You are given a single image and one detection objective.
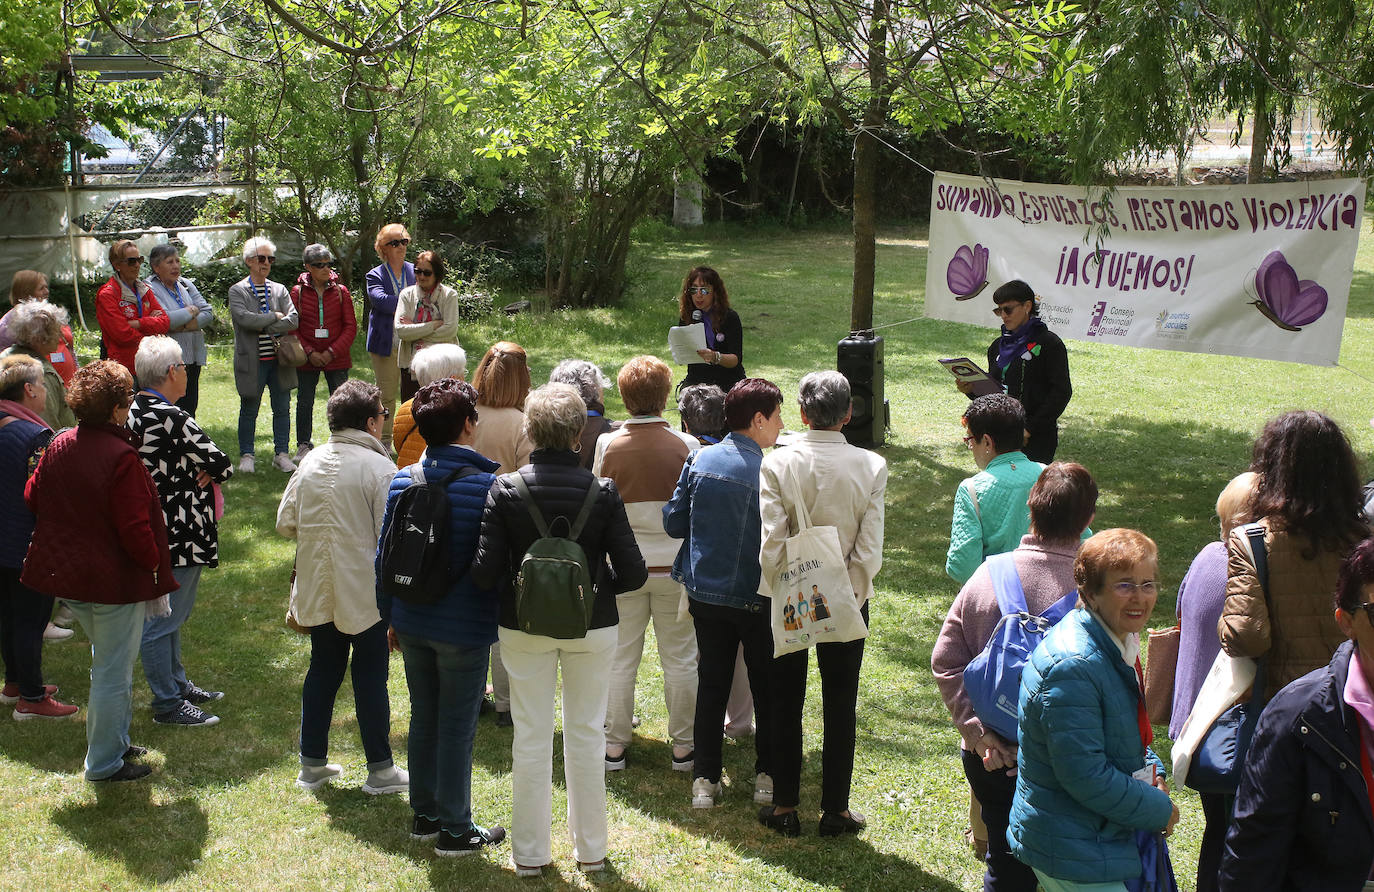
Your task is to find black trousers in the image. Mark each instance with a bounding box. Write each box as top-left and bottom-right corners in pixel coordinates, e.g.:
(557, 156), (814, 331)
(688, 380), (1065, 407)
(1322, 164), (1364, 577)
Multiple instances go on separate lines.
(962, 747), (1038, 892)
(771, 602), (868, 813)
(175, 363), (202, 417)
(1196, 791), (1231, 892)
(689, 599), (774, 783)
(1023, 427), (1058, 464)
(0, 566), (54, 699)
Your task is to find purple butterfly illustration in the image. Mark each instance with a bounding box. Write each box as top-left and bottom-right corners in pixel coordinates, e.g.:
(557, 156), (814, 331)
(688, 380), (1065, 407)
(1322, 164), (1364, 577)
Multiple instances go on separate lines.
(1250, 250), (1328, 332)
(948, 244), (989, 300)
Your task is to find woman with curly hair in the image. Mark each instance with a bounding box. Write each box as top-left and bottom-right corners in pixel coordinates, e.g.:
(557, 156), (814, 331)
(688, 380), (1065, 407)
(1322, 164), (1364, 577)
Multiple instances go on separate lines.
(675, 266), (745, 393)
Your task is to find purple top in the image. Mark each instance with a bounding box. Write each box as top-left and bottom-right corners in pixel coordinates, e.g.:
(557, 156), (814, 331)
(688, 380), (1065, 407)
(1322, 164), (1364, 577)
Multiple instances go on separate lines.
(1169, 540), (1228, 739)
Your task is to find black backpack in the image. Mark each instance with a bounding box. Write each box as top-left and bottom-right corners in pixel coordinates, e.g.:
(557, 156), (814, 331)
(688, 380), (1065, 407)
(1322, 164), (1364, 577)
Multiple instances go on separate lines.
(509, 473), (601, 639)
(379, 462), (482, 606)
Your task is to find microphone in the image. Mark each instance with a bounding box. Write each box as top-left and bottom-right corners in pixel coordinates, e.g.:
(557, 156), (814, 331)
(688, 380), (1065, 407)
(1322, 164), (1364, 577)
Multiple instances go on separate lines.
(692, 309), (702, 323)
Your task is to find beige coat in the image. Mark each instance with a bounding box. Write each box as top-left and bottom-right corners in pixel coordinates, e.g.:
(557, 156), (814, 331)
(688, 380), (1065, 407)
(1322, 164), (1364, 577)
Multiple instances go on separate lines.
(393, 282), (461, 369)
(759, 429), (888, 604)
(277, 428), (396, 635)
(472, 405), (532, 474)
(1219, 516), (1350, 692)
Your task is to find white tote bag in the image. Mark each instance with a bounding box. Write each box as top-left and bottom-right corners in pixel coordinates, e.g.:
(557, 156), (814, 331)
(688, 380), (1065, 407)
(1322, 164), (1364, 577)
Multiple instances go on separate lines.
(768, 472), (869, 657)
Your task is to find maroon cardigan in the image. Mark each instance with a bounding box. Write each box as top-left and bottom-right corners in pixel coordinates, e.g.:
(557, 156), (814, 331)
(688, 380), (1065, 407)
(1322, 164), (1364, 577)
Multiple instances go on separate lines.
(23, 423), (176, 603)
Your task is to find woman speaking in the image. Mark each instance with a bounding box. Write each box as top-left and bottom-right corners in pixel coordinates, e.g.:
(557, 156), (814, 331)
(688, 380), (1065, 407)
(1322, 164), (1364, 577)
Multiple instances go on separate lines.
(962, 280), (1071, 463)
(676, 267), (745, 393)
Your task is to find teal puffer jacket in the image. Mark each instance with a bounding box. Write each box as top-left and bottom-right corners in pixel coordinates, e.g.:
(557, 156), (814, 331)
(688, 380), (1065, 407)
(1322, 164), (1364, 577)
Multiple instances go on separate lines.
(1009, 608), (1173, 883)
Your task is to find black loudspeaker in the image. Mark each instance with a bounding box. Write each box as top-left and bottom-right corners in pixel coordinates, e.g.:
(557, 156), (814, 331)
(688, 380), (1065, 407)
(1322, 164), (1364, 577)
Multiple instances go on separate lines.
(838, 331), (886, 448)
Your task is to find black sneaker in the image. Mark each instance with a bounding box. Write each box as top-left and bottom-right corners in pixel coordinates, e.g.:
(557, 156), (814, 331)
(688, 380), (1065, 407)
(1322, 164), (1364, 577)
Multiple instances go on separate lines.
(93, 762), (152, 783)
(153, 701), (220, 726)
(180, 682), (224, 705)
(494, 710), (513, 728)
(411, 815), (441, 841)
(435, 824), (506, 857)
(124, 744), (149, 760)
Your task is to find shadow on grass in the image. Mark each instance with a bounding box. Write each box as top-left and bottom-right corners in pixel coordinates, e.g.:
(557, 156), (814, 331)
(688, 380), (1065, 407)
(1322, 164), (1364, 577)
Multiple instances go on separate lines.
(53, 789), (208, 883)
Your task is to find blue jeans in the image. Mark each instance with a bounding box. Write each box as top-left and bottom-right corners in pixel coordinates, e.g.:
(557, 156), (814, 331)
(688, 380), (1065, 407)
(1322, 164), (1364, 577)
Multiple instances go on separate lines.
(238, 359), (291, 456)
(140, 565), (202, 715)
(300, 621), (392, 768)
(295, 368), (348, 449)
(398, 632), (488, 831)
(65, 600), (144, 780)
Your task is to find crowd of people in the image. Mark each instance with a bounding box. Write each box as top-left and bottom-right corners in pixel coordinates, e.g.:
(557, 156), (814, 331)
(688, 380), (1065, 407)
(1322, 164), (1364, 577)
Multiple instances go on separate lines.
(2, 234), (1372, 889)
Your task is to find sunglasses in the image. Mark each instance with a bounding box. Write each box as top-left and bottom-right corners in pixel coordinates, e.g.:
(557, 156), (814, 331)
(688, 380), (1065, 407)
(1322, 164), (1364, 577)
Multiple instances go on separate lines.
(1354, 602), (1374, 624)
(254, 255), (276, 264)
(385, 238), (411, 248)
(376, 407), (391, 419)
(415, 268), (435, 277)
(121, 255), (145, 266)
(962, 435), (977, 447)
(307, 262), (332, 270)
(992, 302), (1027, 316)
(690, 286), (713, 295)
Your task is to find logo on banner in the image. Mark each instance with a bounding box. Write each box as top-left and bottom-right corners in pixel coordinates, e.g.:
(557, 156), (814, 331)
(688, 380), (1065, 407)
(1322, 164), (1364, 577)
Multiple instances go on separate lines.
(1248, 250), (1329, 332)
(1155, 310), (1192, 340)
(947, 243), (990, 299)
(1086, 301), (1135, 338)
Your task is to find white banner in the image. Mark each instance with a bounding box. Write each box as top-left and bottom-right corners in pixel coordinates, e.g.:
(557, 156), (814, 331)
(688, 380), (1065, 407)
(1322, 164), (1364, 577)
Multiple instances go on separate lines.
(925, 172), (1364, 366)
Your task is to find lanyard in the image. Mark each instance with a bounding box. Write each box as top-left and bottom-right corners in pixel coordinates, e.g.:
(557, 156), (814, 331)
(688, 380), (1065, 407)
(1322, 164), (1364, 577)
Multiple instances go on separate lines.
(141, 388), (170, 404)
(153, 278), (186, 309)
(385, 264), (406, 296)
(317, 285), (327, 328)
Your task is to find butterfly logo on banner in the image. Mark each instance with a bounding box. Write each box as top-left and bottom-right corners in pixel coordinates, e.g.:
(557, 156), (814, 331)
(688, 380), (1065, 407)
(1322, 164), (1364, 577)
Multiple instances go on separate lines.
(1248, 249), (1328, 332)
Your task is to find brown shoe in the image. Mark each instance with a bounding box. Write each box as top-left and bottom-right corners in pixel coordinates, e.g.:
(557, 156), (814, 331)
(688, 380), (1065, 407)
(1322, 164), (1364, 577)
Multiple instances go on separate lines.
(13, 695), (79, 720)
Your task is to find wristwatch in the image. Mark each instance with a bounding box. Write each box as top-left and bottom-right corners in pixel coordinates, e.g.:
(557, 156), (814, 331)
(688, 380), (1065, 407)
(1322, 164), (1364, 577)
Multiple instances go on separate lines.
(714, 351), (721, 365)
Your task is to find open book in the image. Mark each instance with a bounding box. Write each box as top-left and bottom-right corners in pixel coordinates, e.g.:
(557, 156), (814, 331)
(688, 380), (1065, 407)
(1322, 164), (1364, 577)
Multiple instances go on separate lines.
(939, 357), (1003, 397)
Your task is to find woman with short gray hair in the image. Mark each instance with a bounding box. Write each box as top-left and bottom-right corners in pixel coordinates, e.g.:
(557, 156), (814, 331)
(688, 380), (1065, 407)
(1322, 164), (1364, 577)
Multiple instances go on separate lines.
(392, 343), (467, 468)
(678, 384), (726, 445)
(1, 300), (75, 429)
(549, 360), (618, 469)
(147, 244), (214, 416)
(127, 336), (234, 726)
(472, 383), (647, 876)
(228, 236), (299, 474)
(289, 243), (357, 463)
(757, 370), (888, 837)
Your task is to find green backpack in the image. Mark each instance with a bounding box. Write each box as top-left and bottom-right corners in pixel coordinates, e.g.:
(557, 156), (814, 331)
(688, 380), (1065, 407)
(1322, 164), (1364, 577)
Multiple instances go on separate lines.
(509, 473), (601, 639)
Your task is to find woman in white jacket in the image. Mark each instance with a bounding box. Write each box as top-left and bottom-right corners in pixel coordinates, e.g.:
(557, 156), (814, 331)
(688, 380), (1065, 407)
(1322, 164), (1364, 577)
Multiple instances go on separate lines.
(277, 379), (405, 795)
(394, 250), (461, 402)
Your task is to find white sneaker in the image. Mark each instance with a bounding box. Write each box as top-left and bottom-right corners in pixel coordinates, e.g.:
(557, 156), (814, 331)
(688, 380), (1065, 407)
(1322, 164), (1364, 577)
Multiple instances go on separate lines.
(52, 603), (75, 627)
(239, 453), (255, 474)
(294, 443), (312, 463)
(362, 764), (409, 795)
(754, 772), (774, 804)
(297, 762), (341, 790)
(692, 776), (722, 809)
(43, 622), (74, 641)
(272, 452), (298, 473)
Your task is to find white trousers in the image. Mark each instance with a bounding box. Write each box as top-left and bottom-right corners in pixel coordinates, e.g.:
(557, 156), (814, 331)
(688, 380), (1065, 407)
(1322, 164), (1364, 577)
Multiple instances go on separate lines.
(499, 625), (617, 867)
(605, 577), (699, 748)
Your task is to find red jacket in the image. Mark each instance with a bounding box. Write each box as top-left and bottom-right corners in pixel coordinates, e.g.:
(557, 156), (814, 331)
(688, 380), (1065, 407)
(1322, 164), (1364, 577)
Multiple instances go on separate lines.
(291, 272), (356, 371)
(22, 423), (175, 604)
(96, 275), (170, 372)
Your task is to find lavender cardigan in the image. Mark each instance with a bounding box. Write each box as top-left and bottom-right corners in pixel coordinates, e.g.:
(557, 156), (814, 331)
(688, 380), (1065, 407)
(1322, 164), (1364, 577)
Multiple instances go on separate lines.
(1169, 540), (1228, 739)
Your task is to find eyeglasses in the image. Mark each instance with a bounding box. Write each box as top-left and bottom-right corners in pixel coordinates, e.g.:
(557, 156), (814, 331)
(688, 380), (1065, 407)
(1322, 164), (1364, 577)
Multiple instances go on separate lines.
(1354, 602), (1374, 624)
(415, 268), (435, 277)
(385, 238), (411, 248)
(170, 362), (187, 371)
(690, 286), (713, 295)
(375, 407), (390, 419)
(962, 435), (977, 447)
(1111, 580), (1158, 597)
(307, 262), (332, 270)
(121, 255), (145, 267)
(254, 255), (275, 264)
(992, 302), (1026, 316)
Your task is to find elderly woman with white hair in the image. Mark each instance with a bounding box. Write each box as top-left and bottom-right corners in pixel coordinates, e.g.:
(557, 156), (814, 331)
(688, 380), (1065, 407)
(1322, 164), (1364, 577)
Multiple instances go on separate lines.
(147, 244), (214, 416)
(228, 236), (300, 474)
(1, 300), (75, 430)
(757, 370), (888, 838)
(290, 243), (357, 461)
(472, 383), (647, 878)
(548, 359), (619, 470)
(392, 343), (467, 468)
(128, 336), (234, 726)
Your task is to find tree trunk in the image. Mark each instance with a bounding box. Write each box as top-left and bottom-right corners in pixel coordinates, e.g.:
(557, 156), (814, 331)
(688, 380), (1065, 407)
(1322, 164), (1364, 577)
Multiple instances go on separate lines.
(1248, 29), (1271, 184)
(673, 169), (703, 227)
(851, 0), (889, 333)
(349, 132), (377, 311)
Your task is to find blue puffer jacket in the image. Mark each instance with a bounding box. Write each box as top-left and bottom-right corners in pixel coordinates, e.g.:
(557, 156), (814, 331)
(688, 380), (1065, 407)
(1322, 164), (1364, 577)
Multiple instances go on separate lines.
(376, 444), (500, 648)
(1220, 640), (1374, 891)
(1009, 608), (1174, 882)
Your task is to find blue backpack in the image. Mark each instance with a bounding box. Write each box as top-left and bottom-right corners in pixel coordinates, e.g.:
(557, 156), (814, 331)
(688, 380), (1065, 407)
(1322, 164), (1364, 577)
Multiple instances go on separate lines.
(963, 553), (1079, 742)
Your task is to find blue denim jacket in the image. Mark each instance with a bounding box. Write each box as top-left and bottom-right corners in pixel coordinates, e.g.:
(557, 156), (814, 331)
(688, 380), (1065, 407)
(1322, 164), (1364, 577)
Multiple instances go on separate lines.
(662, 432), (765, 609)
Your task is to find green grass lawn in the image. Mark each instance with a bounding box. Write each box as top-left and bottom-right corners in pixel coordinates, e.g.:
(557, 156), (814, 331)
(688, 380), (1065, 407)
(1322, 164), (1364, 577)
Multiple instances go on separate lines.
(7, 221), (1374, 890)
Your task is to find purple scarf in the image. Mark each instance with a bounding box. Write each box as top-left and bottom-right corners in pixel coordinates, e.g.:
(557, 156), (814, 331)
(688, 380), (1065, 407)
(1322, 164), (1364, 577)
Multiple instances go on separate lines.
(995, 316), (1047, 370)
(0, 399), (49, 429)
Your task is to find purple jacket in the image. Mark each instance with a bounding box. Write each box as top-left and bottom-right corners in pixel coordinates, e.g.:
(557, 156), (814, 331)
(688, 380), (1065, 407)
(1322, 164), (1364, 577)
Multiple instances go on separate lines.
(1169, 540), (1228, 739)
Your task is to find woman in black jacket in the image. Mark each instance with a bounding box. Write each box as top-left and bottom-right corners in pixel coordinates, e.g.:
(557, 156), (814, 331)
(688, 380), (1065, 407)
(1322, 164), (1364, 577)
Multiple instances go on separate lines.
(472, 383), (646, 879)
(676, 266), (745, 394)
(964, 280), (1071, 463)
